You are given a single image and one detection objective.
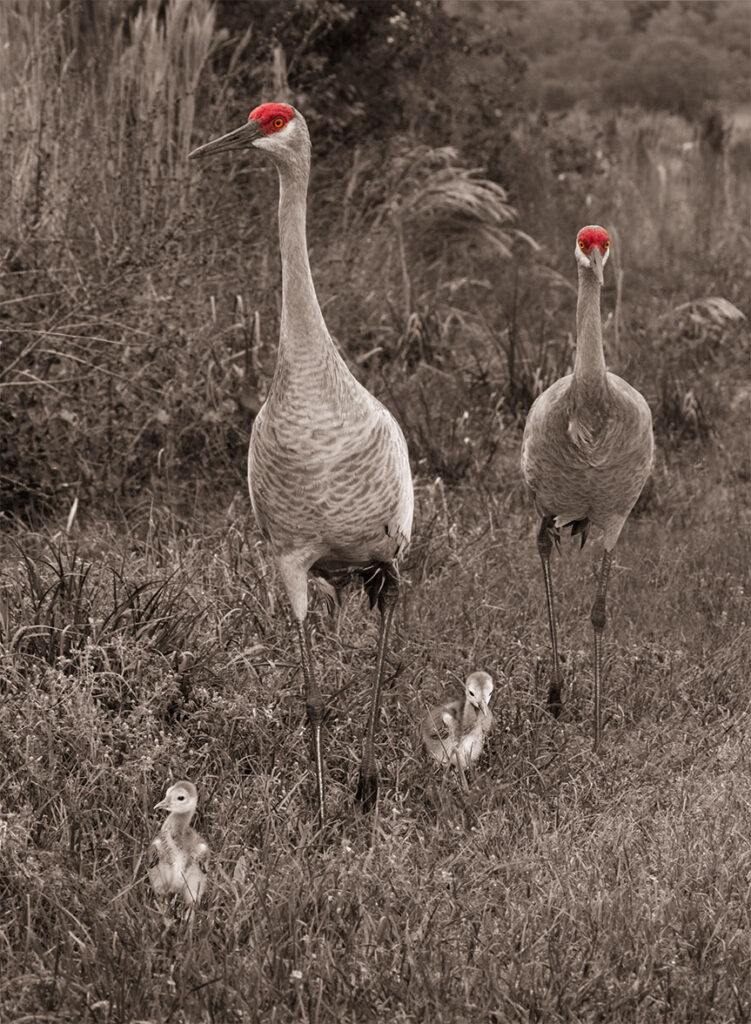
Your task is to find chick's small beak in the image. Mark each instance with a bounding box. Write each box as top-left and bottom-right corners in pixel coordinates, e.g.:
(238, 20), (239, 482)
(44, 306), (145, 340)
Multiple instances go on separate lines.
(189, 119), (262, 159)
(154, 797), (169, 810)
(589, 245), (605, 286)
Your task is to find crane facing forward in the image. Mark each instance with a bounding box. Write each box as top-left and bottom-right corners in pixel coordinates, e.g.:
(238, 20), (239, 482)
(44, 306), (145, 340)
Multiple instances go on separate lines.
(190, 104), (413, 822)
(521, 225), (653, 748)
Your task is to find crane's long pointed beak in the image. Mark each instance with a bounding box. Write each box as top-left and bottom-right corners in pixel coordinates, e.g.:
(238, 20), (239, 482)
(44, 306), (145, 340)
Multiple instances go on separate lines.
(589, 246), (605, 286)
(189, 120), (262, 159)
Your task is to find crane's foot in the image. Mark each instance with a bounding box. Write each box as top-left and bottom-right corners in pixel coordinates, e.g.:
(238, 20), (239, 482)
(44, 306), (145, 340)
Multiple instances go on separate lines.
(355, 769), (378, 812)
(547, 684), (563, 718)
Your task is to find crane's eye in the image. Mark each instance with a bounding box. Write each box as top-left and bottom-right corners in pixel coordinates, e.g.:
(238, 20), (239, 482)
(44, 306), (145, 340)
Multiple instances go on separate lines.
(272, 117), (285, 130)
(579, 240), (586, 249)
(604, 240), (610, 249)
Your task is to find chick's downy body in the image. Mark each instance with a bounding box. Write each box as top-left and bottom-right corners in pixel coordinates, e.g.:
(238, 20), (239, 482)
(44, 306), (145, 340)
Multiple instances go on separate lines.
(149, 781), (208, 906)
(422, 672), (494, 779)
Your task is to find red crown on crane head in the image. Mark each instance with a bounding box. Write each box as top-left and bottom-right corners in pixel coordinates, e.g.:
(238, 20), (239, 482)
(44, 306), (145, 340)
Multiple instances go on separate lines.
(248, 103), (295, 135)
(577, 226), (610, 253)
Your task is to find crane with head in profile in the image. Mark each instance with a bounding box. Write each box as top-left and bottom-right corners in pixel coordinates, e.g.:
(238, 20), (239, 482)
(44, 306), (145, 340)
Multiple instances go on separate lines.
(521, 225), (654, 748)
(189, 104), (413, 824)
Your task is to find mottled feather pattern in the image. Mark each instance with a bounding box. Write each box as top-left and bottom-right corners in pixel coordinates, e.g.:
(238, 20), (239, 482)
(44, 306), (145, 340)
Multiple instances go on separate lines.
(190, 106), (413, 821)
(522, 371), (653, 542)
(250, 360), (412, 569)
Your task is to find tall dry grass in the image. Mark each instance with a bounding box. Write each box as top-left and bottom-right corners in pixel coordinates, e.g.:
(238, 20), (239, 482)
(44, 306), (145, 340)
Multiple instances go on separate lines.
(0, 0), (244, 513)
(0, 0), (223, 250)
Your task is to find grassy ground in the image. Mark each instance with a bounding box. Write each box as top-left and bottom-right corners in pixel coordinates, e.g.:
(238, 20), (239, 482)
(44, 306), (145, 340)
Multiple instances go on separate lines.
(2, 414), (750, 1021)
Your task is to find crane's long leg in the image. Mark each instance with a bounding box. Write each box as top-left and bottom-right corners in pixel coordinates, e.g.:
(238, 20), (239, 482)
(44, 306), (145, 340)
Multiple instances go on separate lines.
(295, 618), (326, 822)
(279, 555), (326, 824)
(356, 568), (399, 811)
(591, 549), (613, 750)
(537, 516), (563, 717)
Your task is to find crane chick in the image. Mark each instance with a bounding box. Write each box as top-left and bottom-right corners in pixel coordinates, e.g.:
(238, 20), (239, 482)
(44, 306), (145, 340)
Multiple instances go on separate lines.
(422, 671), (494, 787)
(149, 780), (208, 907)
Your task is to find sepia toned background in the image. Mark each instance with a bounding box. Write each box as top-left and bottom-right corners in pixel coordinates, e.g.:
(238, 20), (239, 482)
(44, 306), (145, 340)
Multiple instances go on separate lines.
(1, 1), (749, 1019)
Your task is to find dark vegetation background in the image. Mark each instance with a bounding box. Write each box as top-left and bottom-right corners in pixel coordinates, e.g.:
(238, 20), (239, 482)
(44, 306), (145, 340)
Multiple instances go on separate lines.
(1, 1), (750, 1021)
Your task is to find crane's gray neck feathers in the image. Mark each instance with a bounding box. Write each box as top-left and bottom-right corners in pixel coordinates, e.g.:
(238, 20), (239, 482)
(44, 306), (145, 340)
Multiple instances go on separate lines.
(573, 265), (607, 383)
(274, 144), (345, 384)
(569, 264), (610, 443)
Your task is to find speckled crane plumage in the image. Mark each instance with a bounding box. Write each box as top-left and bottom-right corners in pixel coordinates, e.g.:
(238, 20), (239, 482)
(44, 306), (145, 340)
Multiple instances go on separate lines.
(190, 103), (413, 822)
(249, 125), (412, 583)
(250, 338), (412, 584)
(521, 225), (653, 746)
(522, 370), (652, 548)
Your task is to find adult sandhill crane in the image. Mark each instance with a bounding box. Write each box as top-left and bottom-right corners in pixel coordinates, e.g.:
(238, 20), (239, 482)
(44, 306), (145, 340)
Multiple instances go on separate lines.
(149, 780), (208, 906)
(521, 225), (653, 748)
(190, 104), (413, 823)
(422, 671), (494, 787)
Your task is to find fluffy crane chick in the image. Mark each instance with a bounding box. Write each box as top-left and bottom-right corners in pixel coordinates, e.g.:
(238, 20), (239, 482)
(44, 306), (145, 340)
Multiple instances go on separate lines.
(422, 672), (494, 786)
(149, 780), (208, 907)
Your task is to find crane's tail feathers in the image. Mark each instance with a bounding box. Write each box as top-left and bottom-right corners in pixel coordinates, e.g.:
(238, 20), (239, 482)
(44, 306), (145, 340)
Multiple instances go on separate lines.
(311, 562), (399, 614)
(552, 515), (590, 550)
(362, 561), (399, 612)
(569, 518), (590, 549)
(310, 574), (341, 615)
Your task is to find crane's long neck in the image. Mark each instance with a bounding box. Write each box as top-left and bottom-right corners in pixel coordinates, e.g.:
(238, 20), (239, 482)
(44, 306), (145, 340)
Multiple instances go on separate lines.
(568, 263), (611, 442)
(274, 153), (342, 378)
(573, 266), (607, 385)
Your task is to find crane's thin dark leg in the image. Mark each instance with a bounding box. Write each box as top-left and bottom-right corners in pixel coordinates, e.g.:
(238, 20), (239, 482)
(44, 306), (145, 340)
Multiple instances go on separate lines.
(591, 549), (613, 751)
(295, 618), (326, 824)
(538, 516), (563, 716)
(356, 570), (399, 811)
